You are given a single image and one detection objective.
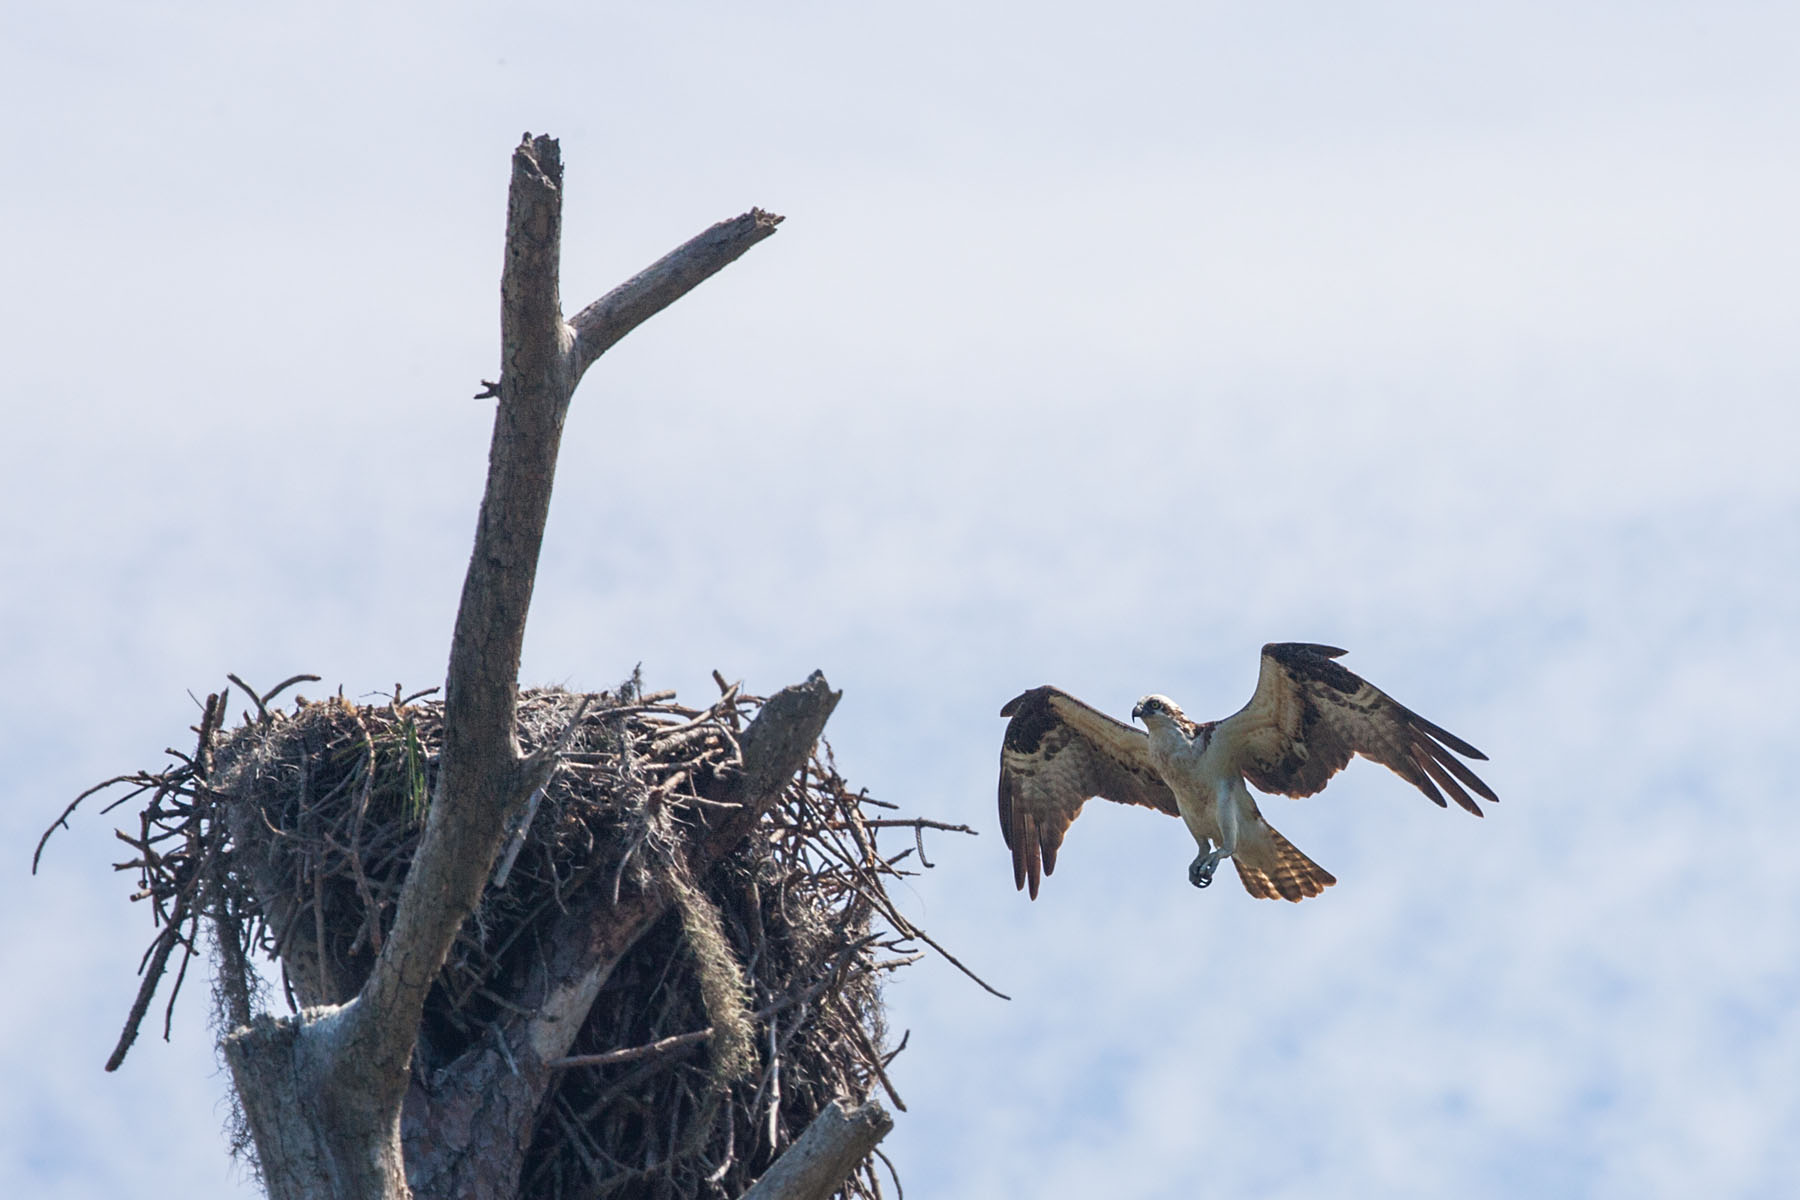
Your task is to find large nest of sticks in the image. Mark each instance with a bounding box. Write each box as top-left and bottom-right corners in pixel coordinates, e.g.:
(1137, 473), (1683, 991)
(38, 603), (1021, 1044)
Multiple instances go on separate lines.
(46, 672), (976, 1199)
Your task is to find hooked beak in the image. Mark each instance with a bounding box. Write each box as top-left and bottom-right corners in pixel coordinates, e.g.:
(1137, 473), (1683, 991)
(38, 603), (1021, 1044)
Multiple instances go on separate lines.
(1130, 701), (1145, 723)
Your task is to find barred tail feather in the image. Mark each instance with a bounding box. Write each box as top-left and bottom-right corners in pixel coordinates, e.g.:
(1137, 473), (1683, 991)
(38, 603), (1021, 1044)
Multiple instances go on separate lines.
(1233, 817), (1337, 903)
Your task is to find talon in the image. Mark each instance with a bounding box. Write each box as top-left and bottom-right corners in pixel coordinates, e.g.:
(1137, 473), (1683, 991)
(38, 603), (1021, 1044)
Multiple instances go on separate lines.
(1188, 851), (1220, 890)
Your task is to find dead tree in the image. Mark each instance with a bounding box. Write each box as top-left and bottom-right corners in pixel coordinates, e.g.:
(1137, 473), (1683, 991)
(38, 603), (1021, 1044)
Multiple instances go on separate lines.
(36, 134), (975, 1200)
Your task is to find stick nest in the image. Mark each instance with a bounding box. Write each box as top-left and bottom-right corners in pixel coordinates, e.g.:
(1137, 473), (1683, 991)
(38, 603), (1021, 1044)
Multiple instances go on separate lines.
(44, 671), (975, 1199)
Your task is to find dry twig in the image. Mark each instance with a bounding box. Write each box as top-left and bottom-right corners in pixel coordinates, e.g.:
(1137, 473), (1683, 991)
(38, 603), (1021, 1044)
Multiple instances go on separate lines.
(43, 670), (980, 1199)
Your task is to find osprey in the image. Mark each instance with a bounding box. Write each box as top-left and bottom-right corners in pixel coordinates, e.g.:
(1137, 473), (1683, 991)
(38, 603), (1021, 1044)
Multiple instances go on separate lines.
(997, 643), (1496, 902)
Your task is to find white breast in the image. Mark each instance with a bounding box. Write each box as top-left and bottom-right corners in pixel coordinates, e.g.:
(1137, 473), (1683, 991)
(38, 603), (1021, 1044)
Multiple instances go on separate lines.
(1144, 721), (1225, 846)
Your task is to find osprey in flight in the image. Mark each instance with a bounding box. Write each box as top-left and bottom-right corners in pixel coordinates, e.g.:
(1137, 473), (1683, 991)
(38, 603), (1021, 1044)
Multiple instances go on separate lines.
(997, 643), (1496, 902)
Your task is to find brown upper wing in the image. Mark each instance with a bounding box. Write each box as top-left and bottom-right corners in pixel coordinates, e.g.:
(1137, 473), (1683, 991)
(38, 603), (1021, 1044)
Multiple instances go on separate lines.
(997, 686), (1179, 899)
(1216, 643), (1498, 815)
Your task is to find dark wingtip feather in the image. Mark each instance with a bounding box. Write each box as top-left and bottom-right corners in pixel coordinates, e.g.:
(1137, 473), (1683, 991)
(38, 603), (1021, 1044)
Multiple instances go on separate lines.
(996, 774), (1015, 850)
(1402, 706), (1488, 762)
(1411, 742), (1489, 816)
(1405, 718), (1499, 803)
(999, 774), (1028, 891)
(1406, 751), (1451, 809)
(1013, 817), (1030, 892)
(1394, 705), (1498, 803)
(1434, 743), (1499, 804)
(1263, 641), (1349, 660)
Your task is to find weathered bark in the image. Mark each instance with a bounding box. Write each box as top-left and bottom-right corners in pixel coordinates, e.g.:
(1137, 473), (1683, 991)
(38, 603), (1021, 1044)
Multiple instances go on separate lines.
(739, 1101), (895, 1200)
(222, 134), (787, 1200)
(401, 674), (840, 1198)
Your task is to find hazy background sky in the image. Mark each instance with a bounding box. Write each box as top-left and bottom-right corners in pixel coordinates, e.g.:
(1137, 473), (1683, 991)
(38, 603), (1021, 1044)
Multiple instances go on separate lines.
(5, 3), (1798, 1197)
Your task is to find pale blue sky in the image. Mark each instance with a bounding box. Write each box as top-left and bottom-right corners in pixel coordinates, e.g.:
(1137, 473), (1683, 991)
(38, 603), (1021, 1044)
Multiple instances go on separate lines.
(5, 4), (1798, 1197)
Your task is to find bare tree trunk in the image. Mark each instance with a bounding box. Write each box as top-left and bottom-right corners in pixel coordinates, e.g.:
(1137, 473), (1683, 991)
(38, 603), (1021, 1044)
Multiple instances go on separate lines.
(221, 134), (797, 1200)
(399, 673), (840, 1198)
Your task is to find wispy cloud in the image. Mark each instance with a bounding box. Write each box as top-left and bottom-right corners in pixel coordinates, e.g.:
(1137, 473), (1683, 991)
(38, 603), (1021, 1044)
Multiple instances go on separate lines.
(5, 4), (1797, 1197)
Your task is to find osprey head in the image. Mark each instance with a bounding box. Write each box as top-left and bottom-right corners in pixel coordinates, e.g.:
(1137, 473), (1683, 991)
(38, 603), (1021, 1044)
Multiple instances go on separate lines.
(1131, 694), (1182, 725)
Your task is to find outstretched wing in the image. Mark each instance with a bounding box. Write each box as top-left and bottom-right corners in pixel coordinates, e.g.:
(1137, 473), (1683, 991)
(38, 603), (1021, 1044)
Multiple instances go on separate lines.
(997, 686), (1179, 898)
(1217, 643), (1498, 815)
